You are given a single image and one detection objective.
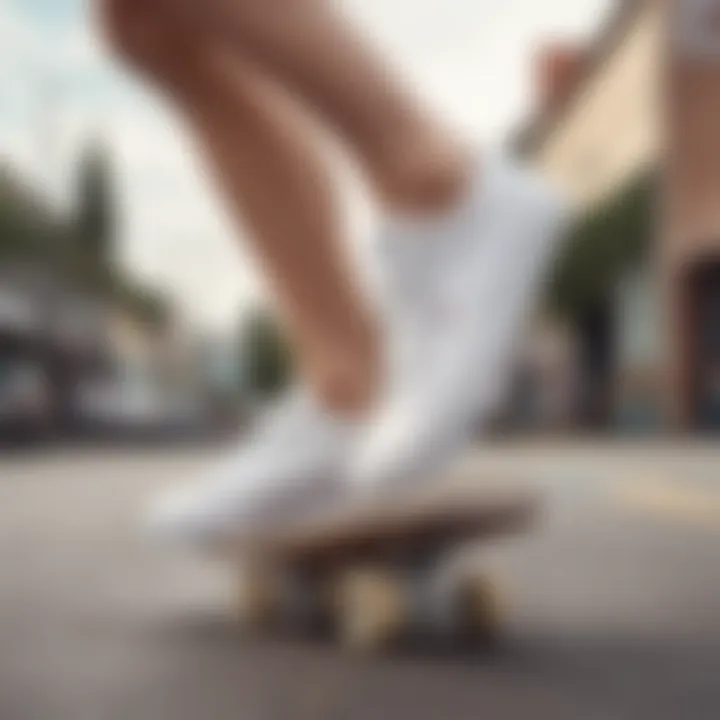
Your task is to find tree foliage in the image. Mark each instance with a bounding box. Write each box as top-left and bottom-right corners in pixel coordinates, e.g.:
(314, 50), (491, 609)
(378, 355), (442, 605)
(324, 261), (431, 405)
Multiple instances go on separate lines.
(241, 308), (294, 398)
(548, 168), (658, 319)
(74, 141), (115, 268)
(0, 178), (53, 261)
(0, 152), (168, 328)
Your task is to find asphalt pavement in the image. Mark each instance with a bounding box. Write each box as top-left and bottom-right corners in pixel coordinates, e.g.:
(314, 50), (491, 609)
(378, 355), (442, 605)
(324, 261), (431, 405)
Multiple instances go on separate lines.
(1, 442), (719, 720)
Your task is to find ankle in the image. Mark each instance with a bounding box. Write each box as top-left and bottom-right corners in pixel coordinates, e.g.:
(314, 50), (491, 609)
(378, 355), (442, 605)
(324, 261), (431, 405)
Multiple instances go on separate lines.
(307, 346), (381, 419)
(375, 131), (472, 213)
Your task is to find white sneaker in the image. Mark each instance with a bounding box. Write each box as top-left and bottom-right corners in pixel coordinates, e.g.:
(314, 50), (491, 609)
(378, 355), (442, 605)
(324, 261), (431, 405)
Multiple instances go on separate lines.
(149, 390), (358, 548)
(352, 153), (568, 493)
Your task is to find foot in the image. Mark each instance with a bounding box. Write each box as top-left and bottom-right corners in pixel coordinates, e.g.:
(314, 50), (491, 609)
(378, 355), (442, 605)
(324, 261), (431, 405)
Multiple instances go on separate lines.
(352, 152), (568, 493)
(148, 390), (359, 548)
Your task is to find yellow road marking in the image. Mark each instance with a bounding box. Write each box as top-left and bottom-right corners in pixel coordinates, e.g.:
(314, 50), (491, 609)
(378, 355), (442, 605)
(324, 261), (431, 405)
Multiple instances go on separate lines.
(614, 479), (720, 529)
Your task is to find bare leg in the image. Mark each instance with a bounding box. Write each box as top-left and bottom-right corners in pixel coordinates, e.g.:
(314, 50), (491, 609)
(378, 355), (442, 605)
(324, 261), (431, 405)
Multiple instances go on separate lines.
(101, 0), (379, 412)
(162, 0), (471, 211)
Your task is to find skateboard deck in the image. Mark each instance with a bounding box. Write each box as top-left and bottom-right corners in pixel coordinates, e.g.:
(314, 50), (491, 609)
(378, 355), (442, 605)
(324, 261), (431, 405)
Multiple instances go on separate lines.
(221, 478), (538, 567)
(217, 474), (541, 651)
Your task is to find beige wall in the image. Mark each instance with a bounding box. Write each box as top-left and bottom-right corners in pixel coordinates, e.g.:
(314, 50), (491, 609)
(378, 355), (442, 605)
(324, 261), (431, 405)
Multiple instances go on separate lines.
(534, 1), (662, 209)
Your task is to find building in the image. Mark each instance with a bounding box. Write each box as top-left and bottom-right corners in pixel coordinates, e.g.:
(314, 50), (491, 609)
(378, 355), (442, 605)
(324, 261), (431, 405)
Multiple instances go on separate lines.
(664, 0), (720, 430)
(0, 261), (111, 438)
(0, 163), (217, 441)
(518, 0), (720, 432)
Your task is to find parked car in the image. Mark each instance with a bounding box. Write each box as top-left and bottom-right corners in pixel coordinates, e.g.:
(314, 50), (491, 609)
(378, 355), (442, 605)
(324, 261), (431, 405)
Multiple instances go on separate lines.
(74, 375), (209, 440)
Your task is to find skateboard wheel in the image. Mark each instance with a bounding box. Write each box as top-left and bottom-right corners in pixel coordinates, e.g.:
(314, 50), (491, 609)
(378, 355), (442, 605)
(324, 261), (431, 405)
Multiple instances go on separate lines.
(335, 569), (406, 651)
(455, 573), (505, 643)
(233, 565), (279, 630)
(277, 571), (334, 638)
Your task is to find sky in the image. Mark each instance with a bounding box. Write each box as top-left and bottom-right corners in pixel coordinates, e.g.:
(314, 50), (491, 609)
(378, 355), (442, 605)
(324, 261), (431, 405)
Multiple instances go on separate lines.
(0, 0), (611, 331)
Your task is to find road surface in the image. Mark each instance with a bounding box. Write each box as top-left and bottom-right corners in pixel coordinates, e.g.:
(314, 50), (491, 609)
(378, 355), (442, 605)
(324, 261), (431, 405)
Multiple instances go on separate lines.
(1, 442), (719, 720)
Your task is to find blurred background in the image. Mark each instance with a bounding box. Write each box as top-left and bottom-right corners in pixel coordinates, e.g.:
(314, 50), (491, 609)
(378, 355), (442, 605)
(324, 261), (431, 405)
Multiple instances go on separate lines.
(1, 1), (720, 719)
(0, 0), (718, 447)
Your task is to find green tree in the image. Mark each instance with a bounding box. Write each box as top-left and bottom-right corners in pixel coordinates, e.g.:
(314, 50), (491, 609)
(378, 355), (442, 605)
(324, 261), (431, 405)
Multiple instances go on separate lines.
(0, 169), (53, 261)
(74, 140), (115, 268)
(0, 154), (170, 329)
(548, 167), (658, 319)
(241, 308), (294, 399)
(71, 142), (170, 328)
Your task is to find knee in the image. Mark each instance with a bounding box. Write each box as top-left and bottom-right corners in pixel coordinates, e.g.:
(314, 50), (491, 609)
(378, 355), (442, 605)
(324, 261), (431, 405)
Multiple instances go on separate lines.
(99, 0), (202, 87)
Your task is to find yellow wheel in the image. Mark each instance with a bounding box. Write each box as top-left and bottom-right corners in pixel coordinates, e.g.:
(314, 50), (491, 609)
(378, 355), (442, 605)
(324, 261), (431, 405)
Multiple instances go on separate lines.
(335, 568), (407, 651)
(233, 564), (279, 631)
(457, 573), (506, 643)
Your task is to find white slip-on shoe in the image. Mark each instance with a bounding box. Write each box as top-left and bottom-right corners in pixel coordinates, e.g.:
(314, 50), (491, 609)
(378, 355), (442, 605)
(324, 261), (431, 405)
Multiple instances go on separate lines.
(351, 152), (568, 495)
(148, 389), (359, 549)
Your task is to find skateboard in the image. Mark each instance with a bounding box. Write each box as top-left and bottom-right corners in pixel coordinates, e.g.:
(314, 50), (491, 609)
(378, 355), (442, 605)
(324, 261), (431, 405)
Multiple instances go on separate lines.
(215, 475), (540, 651)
